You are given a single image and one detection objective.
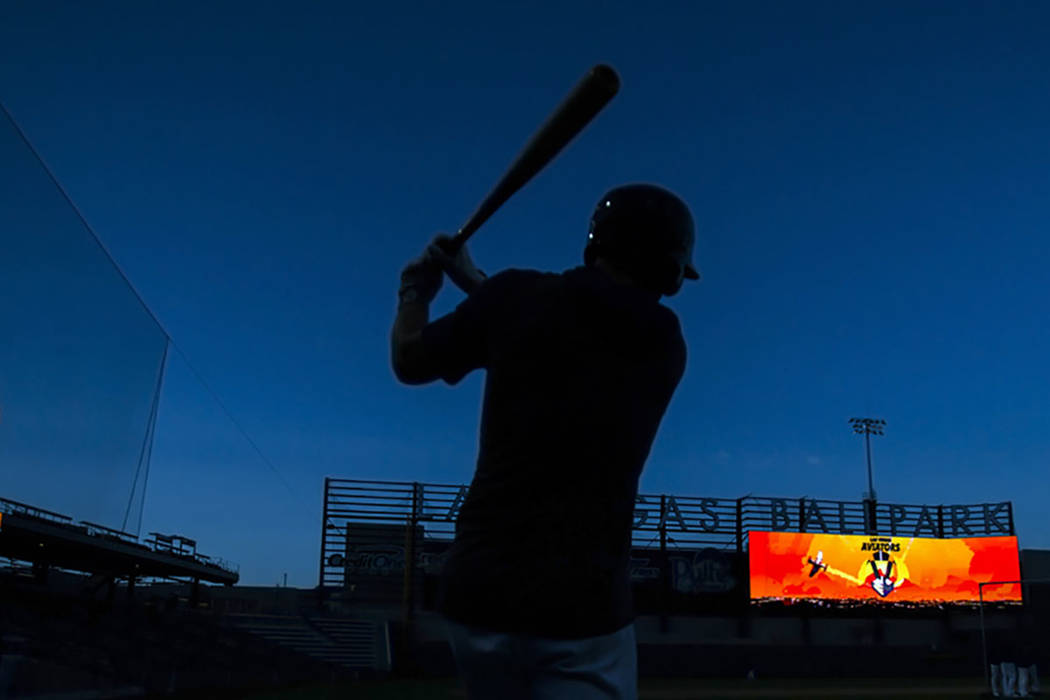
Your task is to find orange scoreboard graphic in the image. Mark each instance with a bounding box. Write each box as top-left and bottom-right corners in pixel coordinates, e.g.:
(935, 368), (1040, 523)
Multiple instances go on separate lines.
(749, 531), (1021, 604)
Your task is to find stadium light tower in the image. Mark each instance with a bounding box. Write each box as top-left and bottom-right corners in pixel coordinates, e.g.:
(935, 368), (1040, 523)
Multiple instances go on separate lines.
(849, 417), (886, 501)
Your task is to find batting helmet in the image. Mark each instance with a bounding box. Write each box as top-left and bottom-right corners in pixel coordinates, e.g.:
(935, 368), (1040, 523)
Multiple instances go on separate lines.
(584, 184), (700, 296)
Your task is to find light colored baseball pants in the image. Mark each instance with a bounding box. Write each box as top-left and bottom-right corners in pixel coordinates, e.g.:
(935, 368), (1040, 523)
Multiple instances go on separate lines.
(445, 619), (638, 700)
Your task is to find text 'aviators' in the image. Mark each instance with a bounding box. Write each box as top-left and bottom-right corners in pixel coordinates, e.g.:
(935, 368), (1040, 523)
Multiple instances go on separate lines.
(584, 184), (700, 296)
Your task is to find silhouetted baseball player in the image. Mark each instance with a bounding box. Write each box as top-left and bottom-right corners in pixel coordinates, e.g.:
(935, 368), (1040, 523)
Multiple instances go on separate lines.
(391, 184), (699, 699)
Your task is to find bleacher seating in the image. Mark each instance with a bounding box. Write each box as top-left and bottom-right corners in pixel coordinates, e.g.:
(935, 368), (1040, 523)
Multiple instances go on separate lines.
(0, 572), (355, 697)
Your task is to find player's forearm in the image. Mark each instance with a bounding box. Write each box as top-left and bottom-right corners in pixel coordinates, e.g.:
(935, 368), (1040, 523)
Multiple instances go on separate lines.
(391, 300), (437, 384)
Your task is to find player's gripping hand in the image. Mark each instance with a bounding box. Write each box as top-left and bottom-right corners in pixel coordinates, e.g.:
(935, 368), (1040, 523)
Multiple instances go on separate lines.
(427, 234), (487, 294)
(399, 247), (443, 305)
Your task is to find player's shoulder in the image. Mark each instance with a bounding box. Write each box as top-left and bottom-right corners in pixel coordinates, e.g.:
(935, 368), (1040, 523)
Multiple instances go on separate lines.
(476, 268), (556, 298)
(485, 268), (550, 285)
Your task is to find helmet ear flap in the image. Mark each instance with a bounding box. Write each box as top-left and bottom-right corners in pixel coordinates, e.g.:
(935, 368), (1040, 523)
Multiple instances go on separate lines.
(661, 271), (684, 296)
(587, 240), (683, 297)
(623, 255), (684, 297)
(657, 258), (685, 296)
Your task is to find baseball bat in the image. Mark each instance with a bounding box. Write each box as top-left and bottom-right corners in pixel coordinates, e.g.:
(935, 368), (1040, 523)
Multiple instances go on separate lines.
(448, 64), (621, 251)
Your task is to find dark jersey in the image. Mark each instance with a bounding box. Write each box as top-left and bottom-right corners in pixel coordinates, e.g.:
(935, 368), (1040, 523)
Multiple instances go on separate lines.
(422, 265), (686, 639)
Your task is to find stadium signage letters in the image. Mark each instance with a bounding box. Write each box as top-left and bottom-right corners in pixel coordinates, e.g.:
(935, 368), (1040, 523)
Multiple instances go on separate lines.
(628, 494), (1011, 538)
(763, 498), (1011, 538)
(860, 538), (900, 552)
(320, 480), (1017, 589)
(670, 549), (737, 594)
(330, 481), (1011, 539)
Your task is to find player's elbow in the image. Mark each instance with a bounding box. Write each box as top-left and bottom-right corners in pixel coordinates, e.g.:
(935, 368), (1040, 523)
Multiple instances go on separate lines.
(392, 358), (431, 385)
(391, 334), (438, 385)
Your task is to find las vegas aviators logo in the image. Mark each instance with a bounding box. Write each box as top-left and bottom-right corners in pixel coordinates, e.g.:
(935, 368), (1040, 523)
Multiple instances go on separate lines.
(806, 536), (913, 598)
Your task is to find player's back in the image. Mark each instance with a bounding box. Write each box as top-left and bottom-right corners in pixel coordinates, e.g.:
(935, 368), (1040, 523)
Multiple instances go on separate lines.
(435, 265), (686, 639)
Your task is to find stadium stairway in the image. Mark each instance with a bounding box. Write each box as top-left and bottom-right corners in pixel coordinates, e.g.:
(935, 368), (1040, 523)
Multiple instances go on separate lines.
(227, 614), (390, 673)
(309, 616), (391, 672)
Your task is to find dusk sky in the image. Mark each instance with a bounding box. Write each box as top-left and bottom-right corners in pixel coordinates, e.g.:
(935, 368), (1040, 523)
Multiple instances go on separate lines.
(2, 1), (1049, 587)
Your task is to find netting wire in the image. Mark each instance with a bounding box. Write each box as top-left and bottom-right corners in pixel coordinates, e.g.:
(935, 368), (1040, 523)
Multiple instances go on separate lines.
(1, 101), (303, 534)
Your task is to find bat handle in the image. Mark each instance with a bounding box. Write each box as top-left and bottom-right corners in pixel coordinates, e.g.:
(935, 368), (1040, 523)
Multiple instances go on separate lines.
(447, 226), (475, 253)
(434, 232), (465, 257)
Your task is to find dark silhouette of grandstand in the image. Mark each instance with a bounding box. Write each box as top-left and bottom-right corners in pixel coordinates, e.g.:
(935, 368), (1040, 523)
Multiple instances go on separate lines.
(0, 496), (395, 697)
(0, 497), (237, 592)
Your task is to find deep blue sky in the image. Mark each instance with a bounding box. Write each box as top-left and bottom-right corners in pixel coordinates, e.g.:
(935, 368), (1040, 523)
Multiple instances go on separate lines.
(2, 1), (1049, 586)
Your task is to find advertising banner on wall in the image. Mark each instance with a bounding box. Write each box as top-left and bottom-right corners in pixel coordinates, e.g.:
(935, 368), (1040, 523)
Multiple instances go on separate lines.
(749, 531), (1021, 604)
